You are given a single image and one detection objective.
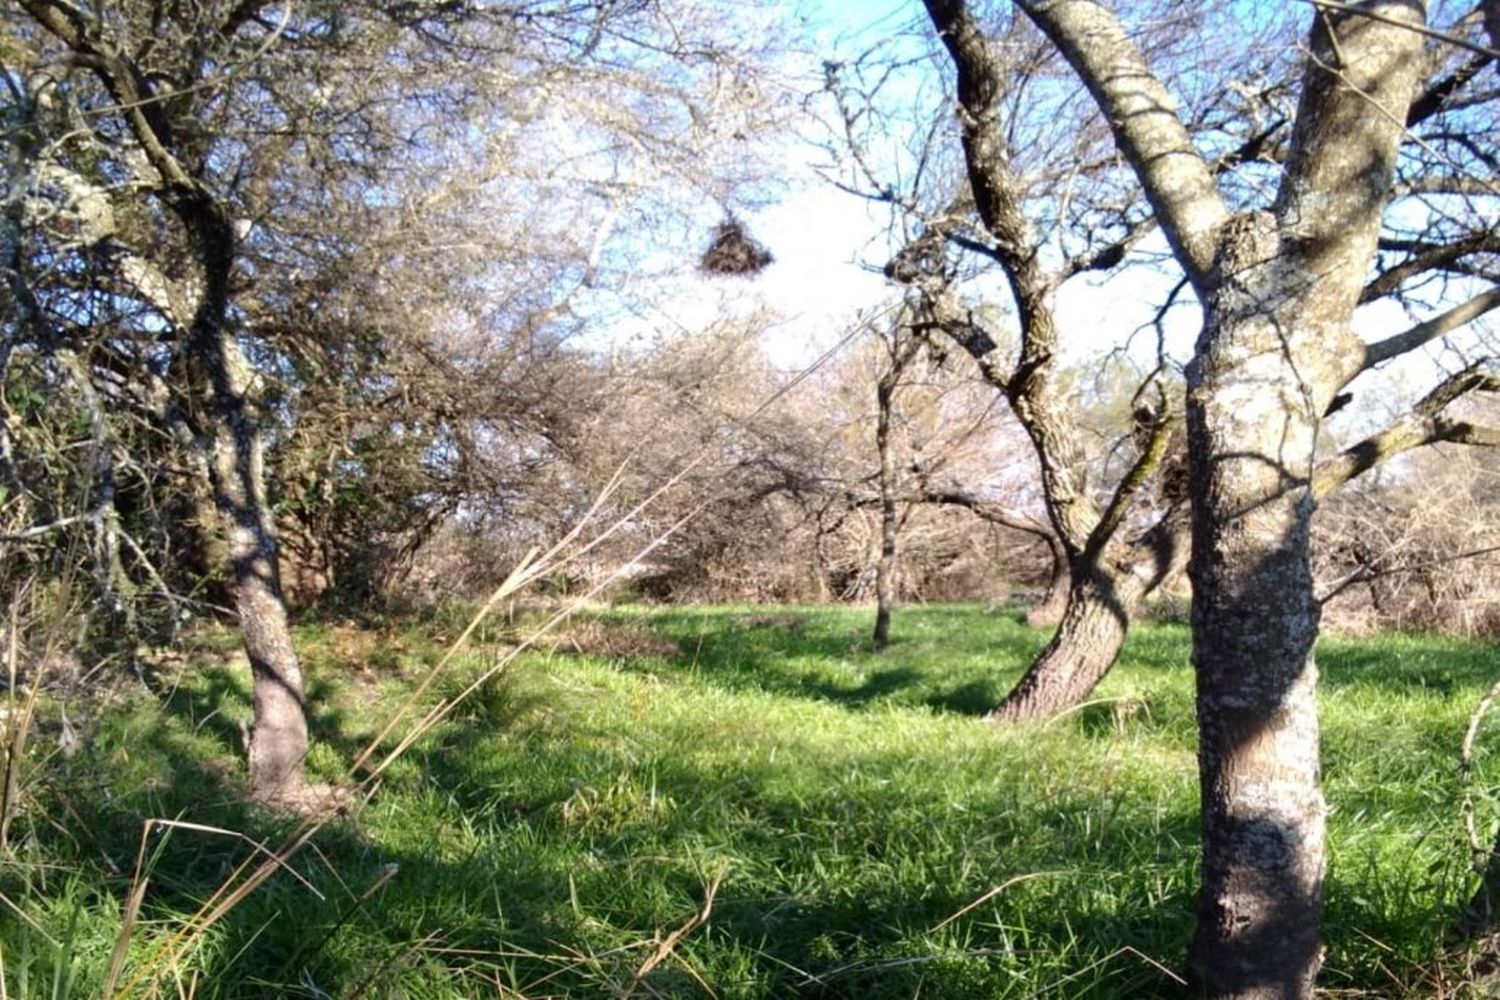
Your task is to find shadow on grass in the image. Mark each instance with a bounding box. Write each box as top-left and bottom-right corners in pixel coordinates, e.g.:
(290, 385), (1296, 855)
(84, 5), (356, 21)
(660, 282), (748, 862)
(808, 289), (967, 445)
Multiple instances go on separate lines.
(1318, 634), (1500, 694)
(324, 720), (1206, 998)
(610, 606), (1049, 718)
(9, 655), (1210, 999)
(12, 609), (1478, 998)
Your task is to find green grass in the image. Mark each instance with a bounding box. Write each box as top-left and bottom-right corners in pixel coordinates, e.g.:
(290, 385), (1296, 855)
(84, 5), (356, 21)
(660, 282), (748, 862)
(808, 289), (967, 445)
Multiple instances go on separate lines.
(2, 605), (1496, 997)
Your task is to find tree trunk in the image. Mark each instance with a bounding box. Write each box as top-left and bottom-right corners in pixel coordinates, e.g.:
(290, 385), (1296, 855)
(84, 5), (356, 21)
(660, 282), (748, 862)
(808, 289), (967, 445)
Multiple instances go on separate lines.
(1182, 0), (1426, 983)
(995, 508), (1187, 722)
(989, 565), (1143, 722)
(1186, 391), (1324, 998)
(201, 346), (310, 802)
(873, 375), (899, 651)
(185, 204), (309, 804)
(1024, 530), (1070, 627)
(1185, 216), (1326, 1000)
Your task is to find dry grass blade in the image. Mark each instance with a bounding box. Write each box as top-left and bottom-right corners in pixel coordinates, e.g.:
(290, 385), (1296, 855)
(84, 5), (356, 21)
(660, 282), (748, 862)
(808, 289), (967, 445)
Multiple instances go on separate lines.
(1, 583), (44, 855)
(147, 819), (325, 900)
(1040, 945), (1188, 991)
(1461, 677), (1500, 859)
(0, 888), (57, 946)
(103, 877), (149, 996)
(347, 544), (546, 778)
(112, 461), (685, 992)
(108, 820), (322, 998)
(105, 816), (330, 998)
(351, 451), (643, 778)
(927, 871), (1062, 933)
(627, 870), (724, 997)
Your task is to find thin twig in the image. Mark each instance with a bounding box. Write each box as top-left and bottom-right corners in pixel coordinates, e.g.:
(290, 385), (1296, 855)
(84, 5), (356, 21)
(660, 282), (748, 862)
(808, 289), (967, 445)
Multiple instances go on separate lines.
(1461, 678), (1500, 860)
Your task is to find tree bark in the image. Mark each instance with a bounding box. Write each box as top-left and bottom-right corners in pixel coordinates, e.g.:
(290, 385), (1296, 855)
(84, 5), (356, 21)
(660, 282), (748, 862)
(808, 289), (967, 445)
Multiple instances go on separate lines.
(872, 373), (899, 651)
(1023, 529), (1070, 627)
(185, 205), (310, 803)
(1185, 216), (1327, 998)
(201, 343), (311, 802)
(996, 504), (1188, 719)
(991, 564), (1143, 722)
(1182, 0), (1429, 986)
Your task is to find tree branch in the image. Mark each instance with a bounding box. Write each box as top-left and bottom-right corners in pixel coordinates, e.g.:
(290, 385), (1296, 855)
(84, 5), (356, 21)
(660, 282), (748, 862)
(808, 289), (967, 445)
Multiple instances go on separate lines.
(0, 516), (87, 544)
(1083, 412), (1174, 565)
(1315, 361), (1500, 497)
(906, 7), (1104, 554)
(1300, 0), (1500, 60)
(1275, 1), (1429, 288)
(906, 488), (1053, 538)
(21, 0), (199, 194)
(1012, 0), (1228, 288)
(1318, 543), (1500, 606)
(1358, 285), (1500, 374)
(848, 486), (1055, 540)
(1364, 233), (1500, 303)
(1406, 51), (1495, 126)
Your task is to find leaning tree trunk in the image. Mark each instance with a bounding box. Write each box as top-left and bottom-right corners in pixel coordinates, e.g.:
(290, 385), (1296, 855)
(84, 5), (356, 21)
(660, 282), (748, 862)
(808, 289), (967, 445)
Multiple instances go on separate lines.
(1185, 217), (1327, 1000)
(993, 508), (1186, 723)
(15, 0), (317, 805)
(185, 203), (310, 804)
(989, 563), (1143, 722)
(205, 394), (310, 803)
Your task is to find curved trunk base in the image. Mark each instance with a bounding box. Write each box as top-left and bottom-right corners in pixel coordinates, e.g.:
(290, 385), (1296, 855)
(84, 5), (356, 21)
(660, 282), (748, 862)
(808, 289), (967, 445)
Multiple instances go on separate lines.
(989, 571), (1138, 723)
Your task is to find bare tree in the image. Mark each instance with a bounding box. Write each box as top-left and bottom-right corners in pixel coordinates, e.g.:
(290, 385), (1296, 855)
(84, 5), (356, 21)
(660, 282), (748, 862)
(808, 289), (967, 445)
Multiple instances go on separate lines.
(8, 1), (320, 802)
(4, 0), (793, 802)
(825, 0), (1498, 729)
(827, 11), (1197, 721)
(904, 0), (1500, 993)
(872, 313), (925, 649)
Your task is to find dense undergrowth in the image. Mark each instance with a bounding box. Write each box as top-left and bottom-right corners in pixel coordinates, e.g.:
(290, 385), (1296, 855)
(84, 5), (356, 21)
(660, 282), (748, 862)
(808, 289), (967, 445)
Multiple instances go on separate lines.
(2, 605), (1497, 997)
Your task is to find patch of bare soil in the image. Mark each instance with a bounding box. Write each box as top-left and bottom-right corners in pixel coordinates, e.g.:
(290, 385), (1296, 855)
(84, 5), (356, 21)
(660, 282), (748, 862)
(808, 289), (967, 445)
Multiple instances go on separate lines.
(546, 621), (680, 659)
(253, 780), (356, 819)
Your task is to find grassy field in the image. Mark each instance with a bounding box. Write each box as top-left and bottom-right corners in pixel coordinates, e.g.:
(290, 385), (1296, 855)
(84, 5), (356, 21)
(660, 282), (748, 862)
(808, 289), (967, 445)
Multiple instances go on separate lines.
(2, 604), (1497, 997)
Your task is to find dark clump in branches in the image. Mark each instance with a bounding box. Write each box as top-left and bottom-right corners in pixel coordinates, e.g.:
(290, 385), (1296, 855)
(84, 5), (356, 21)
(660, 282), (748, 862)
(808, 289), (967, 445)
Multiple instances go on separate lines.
(700, 216), (773, 276)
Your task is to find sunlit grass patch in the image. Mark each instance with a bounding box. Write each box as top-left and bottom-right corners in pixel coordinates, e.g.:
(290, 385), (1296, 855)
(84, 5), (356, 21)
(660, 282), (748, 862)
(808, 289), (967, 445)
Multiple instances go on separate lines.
(2, 605), (1496, 997)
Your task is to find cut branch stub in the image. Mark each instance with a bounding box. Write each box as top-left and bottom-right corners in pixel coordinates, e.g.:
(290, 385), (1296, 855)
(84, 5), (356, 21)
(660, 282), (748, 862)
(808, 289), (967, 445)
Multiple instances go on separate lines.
(699, 216), (773, 276)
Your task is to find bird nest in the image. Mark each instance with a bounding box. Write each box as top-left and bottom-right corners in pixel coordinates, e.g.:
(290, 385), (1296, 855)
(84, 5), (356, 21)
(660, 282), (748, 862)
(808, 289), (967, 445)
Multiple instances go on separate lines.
(699, 217), (773, 276)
